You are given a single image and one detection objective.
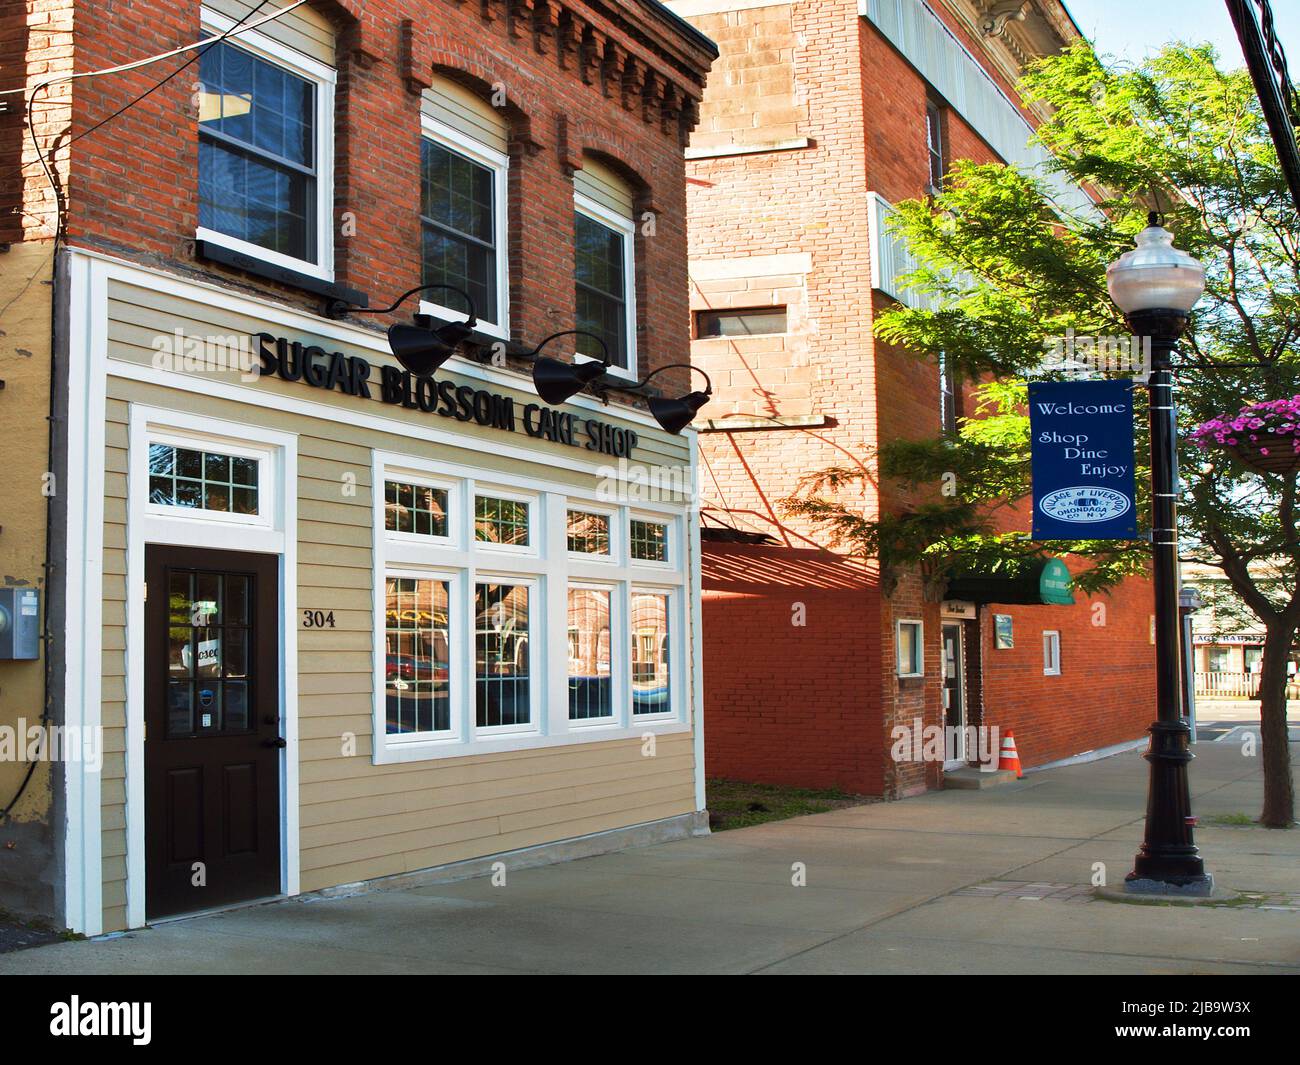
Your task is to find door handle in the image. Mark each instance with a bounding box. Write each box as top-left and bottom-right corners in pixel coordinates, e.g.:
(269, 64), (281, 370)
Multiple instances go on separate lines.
(263, 737), (287, 749)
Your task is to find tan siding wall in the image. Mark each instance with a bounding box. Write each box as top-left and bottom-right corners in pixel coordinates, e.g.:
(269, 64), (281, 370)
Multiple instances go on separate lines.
(421, 76), (510, 154)
(204, 0), (336, 65)
(575, 157), (636, 217)
(98, 276), (696, 930)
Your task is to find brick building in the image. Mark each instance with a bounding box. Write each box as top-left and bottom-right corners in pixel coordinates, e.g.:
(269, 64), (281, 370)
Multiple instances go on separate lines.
(665, 0), (1156, 794)
(0, 0), (716, 932)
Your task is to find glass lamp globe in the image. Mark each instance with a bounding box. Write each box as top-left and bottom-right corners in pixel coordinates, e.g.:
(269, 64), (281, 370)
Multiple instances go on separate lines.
(1106, 221), (1206, 314)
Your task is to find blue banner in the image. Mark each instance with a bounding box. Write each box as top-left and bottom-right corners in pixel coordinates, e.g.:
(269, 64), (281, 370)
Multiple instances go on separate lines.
(1028, 379), (1137, 540)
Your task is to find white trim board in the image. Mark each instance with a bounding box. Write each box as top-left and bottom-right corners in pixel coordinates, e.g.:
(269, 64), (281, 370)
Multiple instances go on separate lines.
(123, 405), (300, 929)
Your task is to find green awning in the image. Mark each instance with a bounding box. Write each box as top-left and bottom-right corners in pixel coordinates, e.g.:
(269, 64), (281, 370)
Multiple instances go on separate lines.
(945, 557), (1075, 606)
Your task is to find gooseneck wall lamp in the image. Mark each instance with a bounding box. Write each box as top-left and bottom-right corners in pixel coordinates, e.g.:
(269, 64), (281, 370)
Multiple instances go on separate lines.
(1106, 211), (1211, 895)
(617, 363), (713, 434)
(517, 330), (612, 405)
(326, 283), (478, 377)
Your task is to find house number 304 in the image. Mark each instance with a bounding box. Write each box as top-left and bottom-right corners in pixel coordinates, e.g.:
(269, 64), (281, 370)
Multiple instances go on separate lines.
(302, 610), (336, 628)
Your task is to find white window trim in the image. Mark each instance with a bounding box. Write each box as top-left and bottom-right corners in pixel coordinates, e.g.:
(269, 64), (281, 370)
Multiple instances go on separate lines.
(575, 191), (638, 383)
(629, 584), (681, 722)
(143, 429), (275, 529)
(628, 512), (675, 570)
(382, 566), (464, 745)
(197, 7), (337, 282)
(565, 501), (619, 563)
(370, 451), (689, 764)
(382, 470), (457, 549)
(472, 572), (541, 737)
(473, 483), (539, 558)
(125, 404), (299, 930)
(896, 618), (924, 678)
(419, 114), (510, 341)
(565, 580), (622, 728)
(1043, 630), (1062, 676)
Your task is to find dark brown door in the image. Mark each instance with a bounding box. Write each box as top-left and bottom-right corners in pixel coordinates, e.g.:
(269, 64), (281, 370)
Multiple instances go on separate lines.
(145, 545), (281, 918)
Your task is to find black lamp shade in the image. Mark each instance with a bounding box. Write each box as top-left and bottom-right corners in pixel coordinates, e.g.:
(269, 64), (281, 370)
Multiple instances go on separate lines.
(388, 322), (457, 378)
(533, 355), (607, 405)
(648, 390), (710, 434)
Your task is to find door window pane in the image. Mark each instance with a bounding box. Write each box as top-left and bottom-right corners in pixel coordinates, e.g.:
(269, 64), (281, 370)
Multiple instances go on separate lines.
(385, 576), (452, 734)
(568, 588), (612, 719)
(631, 592), (670, 715)
(476, 583), (530, 727)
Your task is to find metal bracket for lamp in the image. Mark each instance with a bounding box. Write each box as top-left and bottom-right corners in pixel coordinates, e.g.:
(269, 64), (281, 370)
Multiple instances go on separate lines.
(597, 363), (713, 434)
(324, 283), (478, 378)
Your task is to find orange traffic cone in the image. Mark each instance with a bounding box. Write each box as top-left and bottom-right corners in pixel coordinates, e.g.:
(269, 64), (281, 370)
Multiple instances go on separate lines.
(998, 730), (1023, 779)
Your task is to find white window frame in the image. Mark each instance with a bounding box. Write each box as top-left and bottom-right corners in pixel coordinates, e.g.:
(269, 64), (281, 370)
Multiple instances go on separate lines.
(418, 114), (510, 341)
(382, 566), (464, 745)
(382, 471), (457, 548)
(575, 191), (638, 383)
(629, 584), (680, 722)
(565, 579), (622, 728)
(628, 512), (674, 570)
(565, 502), (618, 563)
(896, 618), (924, 678)
(472, 573), (540, 737)
(197, 7), (337, 282)
(143, 428), (276, 530)
(473, 484), (539, 558)
(1043, 630), (1062, 676)
(370, 452), (689, 764)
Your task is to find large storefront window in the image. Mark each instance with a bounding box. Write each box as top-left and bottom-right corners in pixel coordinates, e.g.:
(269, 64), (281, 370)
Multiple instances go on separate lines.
(385, 576), (450, 734)
(374, 459), (688, 762)
(475, 582), (531, 728)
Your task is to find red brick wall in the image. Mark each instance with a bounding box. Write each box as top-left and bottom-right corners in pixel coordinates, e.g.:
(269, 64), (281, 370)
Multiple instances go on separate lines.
(701, 542), (885, 794)
(12, 0), (714, 396)
(681, 2), (1154, 791)
(981, 567), (1156, 769)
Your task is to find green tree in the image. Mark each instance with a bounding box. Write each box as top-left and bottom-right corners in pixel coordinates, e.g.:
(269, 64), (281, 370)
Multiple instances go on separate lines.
(785, 42), (1298, 827)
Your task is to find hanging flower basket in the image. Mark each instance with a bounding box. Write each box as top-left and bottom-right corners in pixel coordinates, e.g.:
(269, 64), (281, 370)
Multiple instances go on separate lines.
(1191, 397), (1300, 476)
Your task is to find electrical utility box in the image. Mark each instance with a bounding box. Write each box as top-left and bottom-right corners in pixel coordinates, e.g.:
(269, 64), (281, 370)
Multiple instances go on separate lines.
(0, 588), (41, 659)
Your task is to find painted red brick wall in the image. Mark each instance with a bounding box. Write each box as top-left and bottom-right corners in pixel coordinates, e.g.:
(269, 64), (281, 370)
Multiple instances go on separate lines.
(701, 542), (885, 794)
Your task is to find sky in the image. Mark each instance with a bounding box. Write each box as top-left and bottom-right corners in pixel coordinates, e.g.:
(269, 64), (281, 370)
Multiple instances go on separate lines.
(1064, 0), (1300, 67)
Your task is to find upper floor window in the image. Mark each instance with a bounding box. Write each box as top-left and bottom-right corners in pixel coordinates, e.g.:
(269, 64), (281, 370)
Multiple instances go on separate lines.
(197, 9), (336, 280)
(925, 99), (946, 194)
(420, 77), (510, 338)
(696, 307), (787, 338)
(574, 158), (637, 378)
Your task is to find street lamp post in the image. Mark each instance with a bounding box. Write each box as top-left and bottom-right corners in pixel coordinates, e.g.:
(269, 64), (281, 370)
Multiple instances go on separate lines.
(1106, 214), (1214, 895)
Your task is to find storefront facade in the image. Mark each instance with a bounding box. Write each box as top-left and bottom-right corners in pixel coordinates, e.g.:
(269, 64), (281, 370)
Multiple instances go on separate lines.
(1, 0), (716, 932)
(56, 251), (706, 932)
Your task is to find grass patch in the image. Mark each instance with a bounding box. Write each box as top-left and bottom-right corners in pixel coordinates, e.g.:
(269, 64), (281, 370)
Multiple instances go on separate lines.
(706, 779), (877, 831)
(1205, 813), (1257, 826)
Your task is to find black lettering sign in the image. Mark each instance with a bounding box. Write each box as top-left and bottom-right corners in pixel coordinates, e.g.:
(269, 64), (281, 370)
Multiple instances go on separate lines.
(248, 333), (640, 456)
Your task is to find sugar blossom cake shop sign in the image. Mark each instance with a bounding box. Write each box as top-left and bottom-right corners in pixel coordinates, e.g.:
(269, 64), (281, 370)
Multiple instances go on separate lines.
(253, 333), (640, 459)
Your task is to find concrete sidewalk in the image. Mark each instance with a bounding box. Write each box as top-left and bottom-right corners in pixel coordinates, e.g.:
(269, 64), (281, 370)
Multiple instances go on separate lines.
(3, 738), (1297, 975)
